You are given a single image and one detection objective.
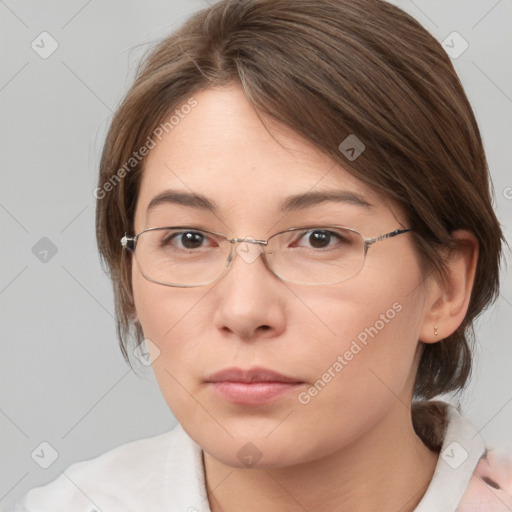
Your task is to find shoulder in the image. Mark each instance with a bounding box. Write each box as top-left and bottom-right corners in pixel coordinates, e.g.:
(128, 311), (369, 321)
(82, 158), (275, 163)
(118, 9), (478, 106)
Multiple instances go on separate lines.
(14, 426), (187, 512)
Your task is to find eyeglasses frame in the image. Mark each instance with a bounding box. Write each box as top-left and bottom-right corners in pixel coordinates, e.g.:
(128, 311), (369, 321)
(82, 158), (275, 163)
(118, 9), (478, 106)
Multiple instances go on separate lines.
(121, 225), (412, 287)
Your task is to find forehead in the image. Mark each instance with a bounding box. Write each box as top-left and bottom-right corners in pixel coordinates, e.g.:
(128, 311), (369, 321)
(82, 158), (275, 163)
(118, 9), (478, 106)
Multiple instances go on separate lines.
(135, 83), (393, 223)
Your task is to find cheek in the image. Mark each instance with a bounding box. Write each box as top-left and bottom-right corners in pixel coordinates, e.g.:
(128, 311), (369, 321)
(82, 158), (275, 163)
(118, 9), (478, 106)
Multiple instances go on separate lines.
(131, 266), (214, 414)
(296, 268), (425, 413)
(133, 280), (210, 355)
(132, 260), (208, 342)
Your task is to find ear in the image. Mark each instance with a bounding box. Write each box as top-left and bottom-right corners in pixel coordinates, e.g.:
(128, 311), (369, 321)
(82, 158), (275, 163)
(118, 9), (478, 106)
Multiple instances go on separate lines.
(419, 230), (479, 343)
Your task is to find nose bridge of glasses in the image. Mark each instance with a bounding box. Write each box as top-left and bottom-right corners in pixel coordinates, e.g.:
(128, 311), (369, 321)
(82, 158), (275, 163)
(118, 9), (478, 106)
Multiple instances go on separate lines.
(221, 236), (270, 270)
(229, 237), (268, 246)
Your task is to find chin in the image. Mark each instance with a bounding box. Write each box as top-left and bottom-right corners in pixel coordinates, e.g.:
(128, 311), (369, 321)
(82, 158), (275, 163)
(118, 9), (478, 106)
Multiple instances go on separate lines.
(193, 422), (330, 471)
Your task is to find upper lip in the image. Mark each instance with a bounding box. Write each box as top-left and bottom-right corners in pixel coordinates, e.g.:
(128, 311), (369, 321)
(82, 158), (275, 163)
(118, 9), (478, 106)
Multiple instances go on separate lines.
(205, 367), (303, 384)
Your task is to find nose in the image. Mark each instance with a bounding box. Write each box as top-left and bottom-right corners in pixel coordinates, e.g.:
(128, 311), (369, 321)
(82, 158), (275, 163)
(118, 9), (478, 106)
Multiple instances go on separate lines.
(212, 240), (287, 341)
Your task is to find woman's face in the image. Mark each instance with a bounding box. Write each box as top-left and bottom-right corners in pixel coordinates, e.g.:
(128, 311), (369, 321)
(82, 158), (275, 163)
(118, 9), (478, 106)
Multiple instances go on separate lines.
(132, 82), (432, 468)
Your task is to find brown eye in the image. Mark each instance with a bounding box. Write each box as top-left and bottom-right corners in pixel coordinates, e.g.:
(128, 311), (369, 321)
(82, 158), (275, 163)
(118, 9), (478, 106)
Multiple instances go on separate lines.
(161, 230), (208, 250)
(308, 230), (331, 248)
(179, 231), (205, 249)
(294, 229), (348, 250)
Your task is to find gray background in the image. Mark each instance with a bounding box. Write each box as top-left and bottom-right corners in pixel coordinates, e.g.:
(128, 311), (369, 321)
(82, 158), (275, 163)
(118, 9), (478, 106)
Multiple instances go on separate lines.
(1, 0), (511, 509)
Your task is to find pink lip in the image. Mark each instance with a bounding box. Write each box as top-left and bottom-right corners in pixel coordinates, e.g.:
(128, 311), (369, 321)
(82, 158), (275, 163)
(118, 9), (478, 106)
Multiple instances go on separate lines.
(205, 367), (304, 405)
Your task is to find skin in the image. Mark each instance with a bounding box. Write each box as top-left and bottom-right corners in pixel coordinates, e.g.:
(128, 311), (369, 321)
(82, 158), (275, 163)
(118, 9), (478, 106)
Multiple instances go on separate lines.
(131, 81), (478, 511)
(459, 451), (512, 510)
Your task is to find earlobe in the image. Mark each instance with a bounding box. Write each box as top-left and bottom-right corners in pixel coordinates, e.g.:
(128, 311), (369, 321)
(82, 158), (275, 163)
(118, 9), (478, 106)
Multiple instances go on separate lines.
(419, 230), (479, 344)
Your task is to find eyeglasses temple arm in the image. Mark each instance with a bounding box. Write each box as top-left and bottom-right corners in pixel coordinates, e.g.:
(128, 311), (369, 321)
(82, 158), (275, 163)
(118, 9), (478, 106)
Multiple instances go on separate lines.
(366, 228), (412, 247)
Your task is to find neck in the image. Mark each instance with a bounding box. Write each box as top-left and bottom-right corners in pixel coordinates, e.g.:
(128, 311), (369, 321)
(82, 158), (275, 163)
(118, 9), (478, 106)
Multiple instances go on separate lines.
(204, 403), (439, 512)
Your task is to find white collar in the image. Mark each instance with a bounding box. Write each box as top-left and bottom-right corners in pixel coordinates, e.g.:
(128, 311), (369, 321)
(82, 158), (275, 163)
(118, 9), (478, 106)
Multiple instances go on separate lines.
(414, 404), (485, 511)
(161, 424), (211, 511)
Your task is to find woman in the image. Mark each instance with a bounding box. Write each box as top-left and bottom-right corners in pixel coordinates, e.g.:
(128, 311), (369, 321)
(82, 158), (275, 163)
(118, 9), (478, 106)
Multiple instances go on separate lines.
(14, 0), (511, 510)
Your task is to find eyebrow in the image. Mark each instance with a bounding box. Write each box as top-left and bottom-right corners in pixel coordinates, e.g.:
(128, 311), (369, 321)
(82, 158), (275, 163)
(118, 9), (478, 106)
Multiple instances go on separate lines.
(146, 189), (372, 214)
(147, 190), (217, 213)
(279, 190), (373, 212)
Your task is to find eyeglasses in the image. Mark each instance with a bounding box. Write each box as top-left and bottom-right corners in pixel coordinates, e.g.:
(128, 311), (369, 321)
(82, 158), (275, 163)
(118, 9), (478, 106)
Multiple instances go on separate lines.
(121, 226), (411, 287)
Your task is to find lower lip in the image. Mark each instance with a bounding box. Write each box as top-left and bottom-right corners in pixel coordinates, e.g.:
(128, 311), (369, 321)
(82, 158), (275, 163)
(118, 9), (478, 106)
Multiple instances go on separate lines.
(208, 381), (303, 405)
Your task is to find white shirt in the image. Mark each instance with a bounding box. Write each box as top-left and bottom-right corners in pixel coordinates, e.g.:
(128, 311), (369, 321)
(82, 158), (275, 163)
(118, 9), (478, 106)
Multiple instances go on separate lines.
(10, 404), (511, 511)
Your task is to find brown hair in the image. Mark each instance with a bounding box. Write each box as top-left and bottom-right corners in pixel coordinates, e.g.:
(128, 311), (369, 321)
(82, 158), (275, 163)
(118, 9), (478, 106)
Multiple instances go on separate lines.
(96, 0), (503, 410)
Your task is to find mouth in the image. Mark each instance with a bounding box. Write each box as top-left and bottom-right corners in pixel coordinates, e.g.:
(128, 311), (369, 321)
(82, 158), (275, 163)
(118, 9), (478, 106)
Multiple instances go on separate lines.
(205, 367), (305, 405)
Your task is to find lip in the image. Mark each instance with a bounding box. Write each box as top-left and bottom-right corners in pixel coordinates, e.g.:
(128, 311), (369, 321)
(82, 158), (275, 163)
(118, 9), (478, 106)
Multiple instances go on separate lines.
(205, 367), (305, 405)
